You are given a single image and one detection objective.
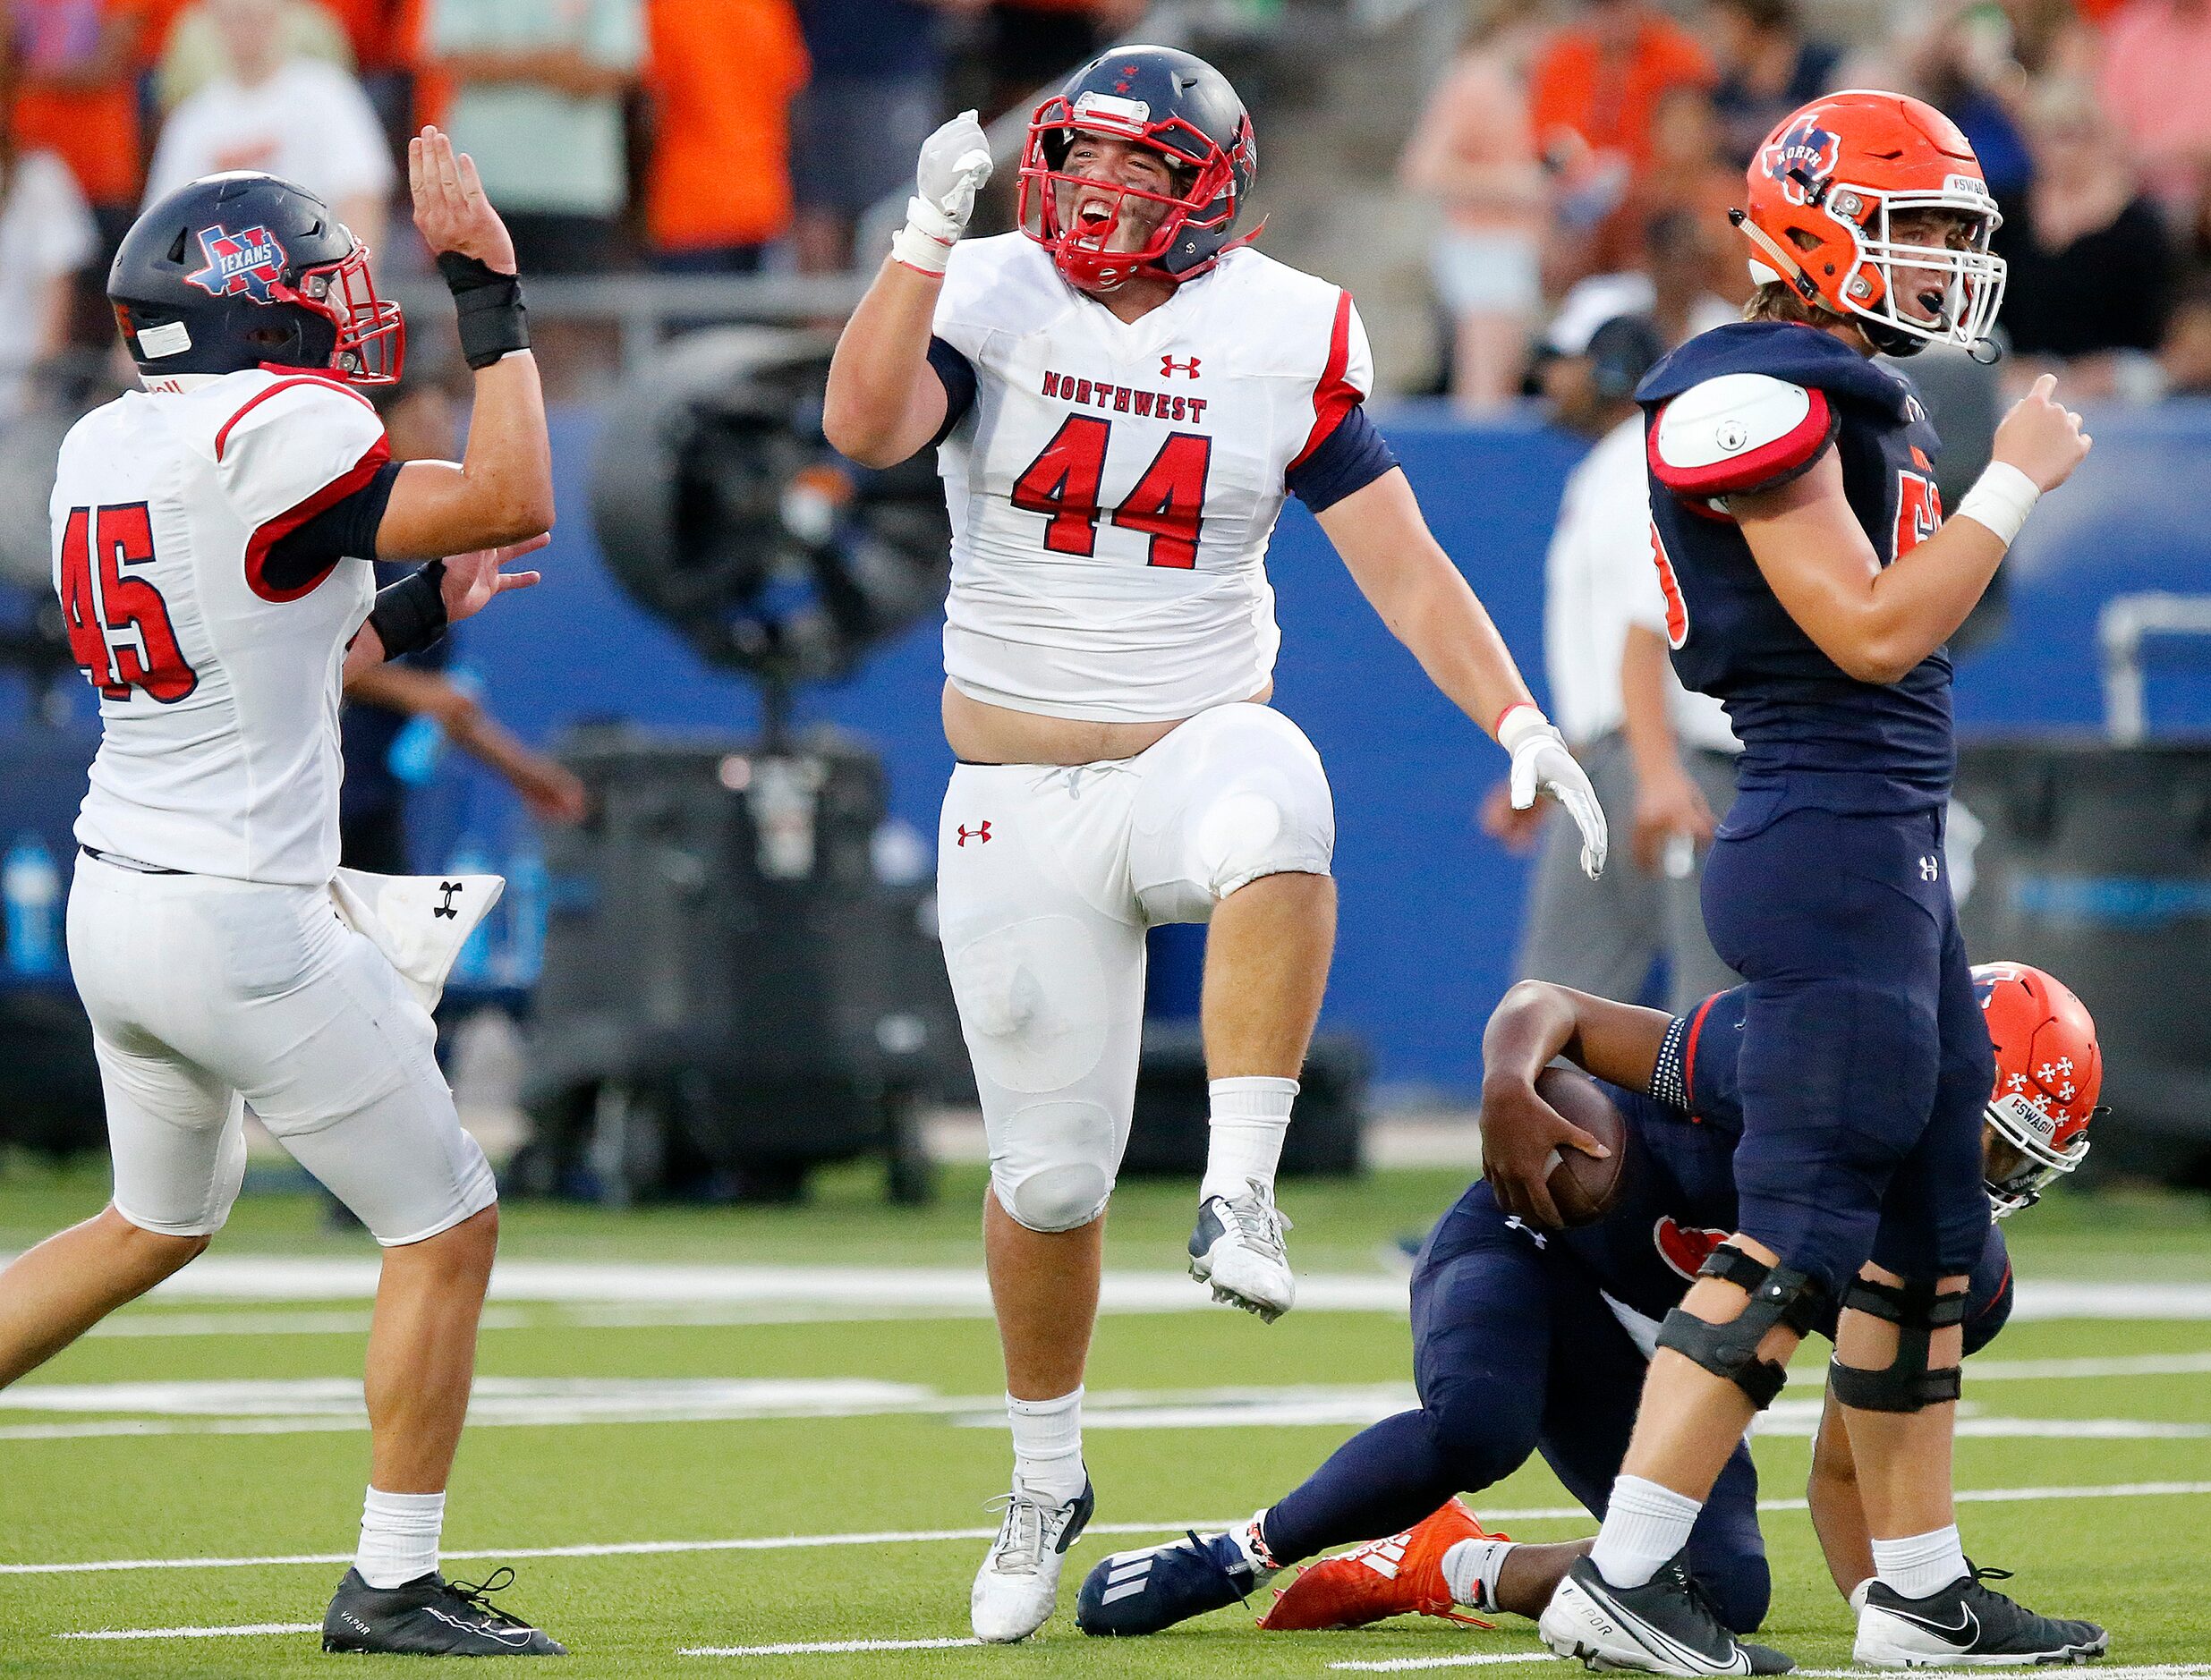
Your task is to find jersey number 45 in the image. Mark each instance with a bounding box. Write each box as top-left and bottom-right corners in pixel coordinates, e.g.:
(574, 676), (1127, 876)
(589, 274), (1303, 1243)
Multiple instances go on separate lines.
(1011, 416), (1211, 570)
(59, 504), (199, 704)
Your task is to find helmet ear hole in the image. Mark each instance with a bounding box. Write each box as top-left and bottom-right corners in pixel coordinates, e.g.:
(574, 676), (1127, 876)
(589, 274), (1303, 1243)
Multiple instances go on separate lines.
(166, 228), (190, 266)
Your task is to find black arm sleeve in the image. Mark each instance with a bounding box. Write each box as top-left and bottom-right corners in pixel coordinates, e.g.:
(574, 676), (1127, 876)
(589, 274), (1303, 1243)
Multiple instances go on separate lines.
(260, 461), (404, 595)
(1285, 403), (1399, 513)
(926, 335), (977, 447)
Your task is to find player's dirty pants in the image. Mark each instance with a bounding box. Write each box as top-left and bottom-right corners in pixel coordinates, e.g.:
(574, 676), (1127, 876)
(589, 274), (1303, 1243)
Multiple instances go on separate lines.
(1263, 1183), (1771, 1633)
(1700, 797), (1994, 1295)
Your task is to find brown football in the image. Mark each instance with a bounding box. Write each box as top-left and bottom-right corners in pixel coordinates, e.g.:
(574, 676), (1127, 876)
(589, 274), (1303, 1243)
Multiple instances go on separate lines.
(1535, 1065), (1629, 1228)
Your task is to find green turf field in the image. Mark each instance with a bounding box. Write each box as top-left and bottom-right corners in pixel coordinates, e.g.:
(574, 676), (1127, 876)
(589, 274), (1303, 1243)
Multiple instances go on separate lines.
(0, 1157), (2206, 1677)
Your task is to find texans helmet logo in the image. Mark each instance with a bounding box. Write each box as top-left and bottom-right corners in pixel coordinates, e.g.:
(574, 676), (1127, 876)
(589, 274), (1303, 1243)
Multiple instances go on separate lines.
(1654, 1216), (1731, 1282)
(185, 224), (289, 303)
(1761, 117), (1841, 207)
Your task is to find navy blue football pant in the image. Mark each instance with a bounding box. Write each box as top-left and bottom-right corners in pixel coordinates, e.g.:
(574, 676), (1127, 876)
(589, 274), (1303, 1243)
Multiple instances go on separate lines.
(1700, 799), (1994, 1297)
(1262, 1184), (1772, 1633)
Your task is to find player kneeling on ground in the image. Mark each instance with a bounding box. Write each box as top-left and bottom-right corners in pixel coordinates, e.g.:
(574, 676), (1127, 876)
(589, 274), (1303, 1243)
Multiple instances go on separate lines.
(1075, 963), (2100, 1655)
(824, 46), (1603, 1644)
(4, 137), (562, 1656)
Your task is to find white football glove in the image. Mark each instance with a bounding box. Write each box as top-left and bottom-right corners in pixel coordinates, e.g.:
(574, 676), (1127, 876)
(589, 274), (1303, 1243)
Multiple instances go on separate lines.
(891, 110), (994, 276)
(1500, 703), (1608, 879)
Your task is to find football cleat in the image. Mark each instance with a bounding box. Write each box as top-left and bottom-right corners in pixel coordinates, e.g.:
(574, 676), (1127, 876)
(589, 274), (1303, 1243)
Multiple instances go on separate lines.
(1189, 1181), (1296, 1321)
(970, 1473), (1095, 1643)
(1258, 1498), (1502, 1631)
(321, 1565), (566, 1656)
(1854, 1564), (2108, 1667)
(1076, 1528), (1270, 1636)
(1539, 1555), (1793, 1676)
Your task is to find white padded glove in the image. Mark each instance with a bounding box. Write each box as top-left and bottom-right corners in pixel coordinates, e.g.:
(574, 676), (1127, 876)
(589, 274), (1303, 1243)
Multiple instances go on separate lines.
(1501, 703), (1608, 879)
(891, 110), (993, 276)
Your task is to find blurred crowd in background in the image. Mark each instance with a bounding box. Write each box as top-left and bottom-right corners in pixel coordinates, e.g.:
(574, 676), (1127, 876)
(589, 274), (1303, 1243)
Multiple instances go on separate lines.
(4, 0), (2211, 412)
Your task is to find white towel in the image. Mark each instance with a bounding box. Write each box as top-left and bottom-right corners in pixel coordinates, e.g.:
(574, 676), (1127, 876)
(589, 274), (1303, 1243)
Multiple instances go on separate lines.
(330, 868), (506, 1012)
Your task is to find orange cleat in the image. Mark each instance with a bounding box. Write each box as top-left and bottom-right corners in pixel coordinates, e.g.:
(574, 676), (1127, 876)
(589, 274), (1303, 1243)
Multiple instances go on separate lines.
(1255, 1498), (1507, 1632)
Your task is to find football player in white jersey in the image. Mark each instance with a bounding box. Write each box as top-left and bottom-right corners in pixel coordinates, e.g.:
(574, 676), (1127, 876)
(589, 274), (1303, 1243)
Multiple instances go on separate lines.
(0, 135), (565, 1655)
(825, 45), (1608, 1643)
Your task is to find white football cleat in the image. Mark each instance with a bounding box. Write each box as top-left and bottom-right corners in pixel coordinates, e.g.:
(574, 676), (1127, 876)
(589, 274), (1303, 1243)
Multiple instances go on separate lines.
(1188, 1180), (1296, 1322)
(970, 1473), (1095, 1643)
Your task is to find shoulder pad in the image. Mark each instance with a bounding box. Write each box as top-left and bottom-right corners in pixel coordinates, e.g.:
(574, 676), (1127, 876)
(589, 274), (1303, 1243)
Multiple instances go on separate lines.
(1637, 320), (1914, 420)
(1648, 374), (1836, 498)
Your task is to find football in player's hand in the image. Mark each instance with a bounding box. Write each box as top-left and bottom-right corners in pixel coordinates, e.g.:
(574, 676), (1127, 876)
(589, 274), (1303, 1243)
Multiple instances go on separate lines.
(1535, 1065), (1628, 1228)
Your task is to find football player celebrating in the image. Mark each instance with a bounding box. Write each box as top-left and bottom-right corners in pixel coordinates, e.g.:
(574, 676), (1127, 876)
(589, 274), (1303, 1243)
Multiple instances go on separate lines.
(0, 135), (563, 1656)
(1071, 963), (2099, 1646)
(1535, 93), (2102, 1673)
(824, 47), (1605, 1643)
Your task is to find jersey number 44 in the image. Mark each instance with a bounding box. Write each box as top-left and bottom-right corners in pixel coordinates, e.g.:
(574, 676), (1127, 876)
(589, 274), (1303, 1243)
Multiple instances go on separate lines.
(1010, 416), (1212, 570)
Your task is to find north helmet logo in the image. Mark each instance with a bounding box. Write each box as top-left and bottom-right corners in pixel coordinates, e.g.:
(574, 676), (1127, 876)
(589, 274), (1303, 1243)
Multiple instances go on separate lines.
(957, 822), (992, 846)
(1761, 116), (1841, 206)
(185, 224), (289, 302)
(1161, 355), (1201, 378)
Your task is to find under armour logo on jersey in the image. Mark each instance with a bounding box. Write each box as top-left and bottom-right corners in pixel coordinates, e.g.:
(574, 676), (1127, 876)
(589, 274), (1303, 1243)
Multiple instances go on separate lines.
(434, 880), (463, 918)
(1161, 355), (1201, 379)
(1919, 855), (1941, 882)
(957, 822), (992, 847)
(185, 225), (289, 302)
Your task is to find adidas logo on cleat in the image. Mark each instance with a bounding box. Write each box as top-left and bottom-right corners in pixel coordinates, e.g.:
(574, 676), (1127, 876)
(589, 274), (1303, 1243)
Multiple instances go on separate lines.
(1100, 1552), (1158, 1607)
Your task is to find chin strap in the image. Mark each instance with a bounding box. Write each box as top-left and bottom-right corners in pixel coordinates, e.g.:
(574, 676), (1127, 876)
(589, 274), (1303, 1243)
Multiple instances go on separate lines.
(1731, 208), (1824, 307)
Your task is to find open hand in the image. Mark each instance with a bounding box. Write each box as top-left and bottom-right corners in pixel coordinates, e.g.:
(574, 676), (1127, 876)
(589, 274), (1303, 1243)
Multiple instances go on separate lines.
(410, 125), (516, 275)
(440, 534), (549, 624)
(1630, 763), (1715, 877)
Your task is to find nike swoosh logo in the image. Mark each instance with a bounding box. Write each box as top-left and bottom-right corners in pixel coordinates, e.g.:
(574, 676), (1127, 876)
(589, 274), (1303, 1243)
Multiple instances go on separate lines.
(1882, 1601), (1979, 1646)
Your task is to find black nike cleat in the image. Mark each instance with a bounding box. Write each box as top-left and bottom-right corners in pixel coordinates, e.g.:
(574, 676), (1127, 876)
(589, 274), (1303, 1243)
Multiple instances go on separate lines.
(323, 1565), (567, 1656)
(1539, 1554), (1794, 1676)
(1855, 1564), (2108, 1667)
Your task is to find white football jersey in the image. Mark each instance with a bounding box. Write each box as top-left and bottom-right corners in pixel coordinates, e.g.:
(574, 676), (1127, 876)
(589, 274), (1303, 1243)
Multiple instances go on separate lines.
(55, 369), (389, 886)
(932, 234), (1373, 724)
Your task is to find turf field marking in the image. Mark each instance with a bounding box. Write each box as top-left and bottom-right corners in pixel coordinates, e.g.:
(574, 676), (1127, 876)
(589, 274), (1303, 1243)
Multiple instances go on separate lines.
(6, 1482), (2210, 1577)
(55, 1622), (320, 1641)
(1325, 1655), (1557, 1673)
(679, 1637), (984, 1657)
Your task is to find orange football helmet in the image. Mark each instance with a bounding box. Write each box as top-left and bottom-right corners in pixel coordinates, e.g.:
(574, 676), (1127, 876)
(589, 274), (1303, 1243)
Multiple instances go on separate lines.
(1973, 962), (2102, 1218)
(1736, 90), (2005, 358)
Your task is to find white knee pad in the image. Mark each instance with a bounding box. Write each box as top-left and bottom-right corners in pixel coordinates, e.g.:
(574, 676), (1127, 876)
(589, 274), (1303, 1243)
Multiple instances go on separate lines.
(990, 1098), (1120, 1232)
(1134, 704), (1336, 921)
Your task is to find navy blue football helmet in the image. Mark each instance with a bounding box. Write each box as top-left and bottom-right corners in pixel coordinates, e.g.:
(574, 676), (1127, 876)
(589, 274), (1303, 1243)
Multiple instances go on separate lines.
(109, 171), (403, 385)
(1017, 45), (1257, 292)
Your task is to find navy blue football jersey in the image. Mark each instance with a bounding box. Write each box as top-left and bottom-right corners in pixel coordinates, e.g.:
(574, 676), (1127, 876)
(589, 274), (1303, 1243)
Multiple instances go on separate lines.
(1548, 984), (2012, 1351)
(1637, 321), (1953, 811)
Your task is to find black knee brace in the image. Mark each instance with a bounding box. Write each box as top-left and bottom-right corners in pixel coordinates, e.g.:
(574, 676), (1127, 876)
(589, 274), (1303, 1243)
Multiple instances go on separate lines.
(1827, 1277), (1967, 1413)
(1655, 1245), (1826, 1411)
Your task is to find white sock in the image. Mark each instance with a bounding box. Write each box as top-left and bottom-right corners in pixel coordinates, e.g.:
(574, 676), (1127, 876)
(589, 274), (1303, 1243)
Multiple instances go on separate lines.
(1007, 1387), (1086, 1503)
(355, 1488), (445, 1590)
(1229, 1508), (1285, 1582)
(1588, 1475), (1702, 1591)
(1441, 1535), (1517, 1610)
(1872, 1525), (1967, 1601)
(1201, 1076), (1297, 1203)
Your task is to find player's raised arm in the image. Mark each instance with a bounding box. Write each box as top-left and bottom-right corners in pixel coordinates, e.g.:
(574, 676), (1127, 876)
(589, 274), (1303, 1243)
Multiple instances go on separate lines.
(1316, 471), (1607, 877)
(1725, 374), (2089, 686)
(822, 113), (992, 467)
(1476, 980), (1667, 1226)
(371, 129), (553, 561)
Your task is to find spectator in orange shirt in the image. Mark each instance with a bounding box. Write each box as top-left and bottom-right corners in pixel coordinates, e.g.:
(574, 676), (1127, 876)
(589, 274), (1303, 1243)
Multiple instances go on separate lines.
(644, 0), (809, 272)
(1527, 0), (1712, 265)
(10, 0), (149, 283)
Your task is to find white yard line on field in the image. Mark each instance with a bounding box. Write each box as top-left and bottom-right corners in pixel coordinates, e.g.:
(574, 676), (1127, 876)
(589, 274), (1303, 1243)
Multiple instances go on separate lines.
(680, 1637), (984, 1657)
(10, 1482), (2211, 1580)
(1327, 1667), (2211, 1679)
(29, 1255), (2205, 1320)
(56, 1622), (321, 1641)
(1327, 1656), (1559, 1674)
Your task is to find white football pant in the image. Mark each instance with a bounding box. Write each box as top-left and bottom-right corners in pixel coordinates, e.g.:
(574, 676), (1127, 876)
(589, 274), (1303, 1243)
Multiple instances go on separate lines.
(936, 703), (1334, 1233)
(67, 853), (497, 1246)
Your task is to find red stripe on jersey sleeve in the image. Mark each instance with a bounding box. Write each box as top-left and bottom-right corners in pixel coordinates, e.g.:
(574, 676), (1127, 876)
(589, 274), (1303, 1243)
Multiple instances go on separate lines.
(1680, 990), (1719, 1124)
(1289, 289), (1358, 471)
(243, 437), (392, 603)
(214, 374), (378, 462)
(1647, 387), (1834, 498)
